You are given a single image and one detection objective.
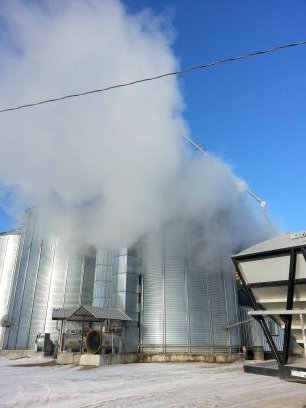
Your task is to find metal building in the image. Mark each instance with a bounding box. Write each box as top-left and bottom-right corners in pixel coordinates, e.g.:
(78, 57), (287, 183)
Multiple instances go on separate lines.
(140, 223), (240, 356)
(2, 211), (246, 358)
(0, 230), (21, 349)
(93, 249), (114, 307)
(3, 210), (96, 350)
(89, 225), (242, 357)
(93, 247), (140, 352)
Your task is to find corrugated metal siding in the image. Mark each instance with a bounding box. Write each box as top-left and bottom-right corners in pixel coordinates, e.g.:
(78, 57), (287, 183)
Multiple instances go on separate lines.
(126, 247), (141, 321)
(111, 249), (126, 311)
(164, 229), (188, 352)
(141, 224), (241, 353)
(208, 262), (231, 347)
(4, 210), (97, 349)
(44, 241), (68, 339)
(27, 238), (56, 348)
(141, 232), (164, 349)
(225, 259), (241, 346)
(110, 246), (140, 352)
(15, 239), (43, 348)
(93, 249), (114, 306)
(6, 209), (37, 349)
(3, 210), (244, 354)
(239, 306), (284, 351)
(0, 232), (20, 349)
(45, 248), (96, 340)
(63, 253), (84, 308)
(239, 307), (262, 349)
(81, 251), (96, 306)
(188, 256), (212, 349)
(7, 211), (59, 349)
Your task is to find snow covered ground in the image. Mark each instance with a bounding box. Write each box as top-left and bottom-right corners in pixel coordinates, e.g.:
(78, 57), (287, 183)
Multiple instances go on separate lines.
(0, 356), (306, 407)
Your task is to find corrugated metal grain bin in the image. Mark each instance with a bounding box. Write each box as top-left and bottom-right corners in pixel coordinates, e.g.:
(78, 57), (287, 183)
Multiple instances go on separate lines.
(140, 223), (240, 355)
(0, 230), (21, 349)
(3, 209), (96, 349)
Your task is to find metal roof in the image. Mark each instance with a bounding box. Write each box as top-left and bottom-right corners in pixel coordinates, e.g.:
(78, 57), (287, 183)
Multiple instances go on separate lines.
(234, 232), (306, 258)
(66, 305), (131, 322)
(52, 307), (78, 320)
(0, 228), (22, 236)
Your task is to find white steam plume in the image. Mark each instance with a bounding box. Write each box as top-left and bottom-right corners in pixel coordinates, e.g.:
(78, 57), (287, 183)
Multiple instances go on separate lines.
(0, 0), (274, 252)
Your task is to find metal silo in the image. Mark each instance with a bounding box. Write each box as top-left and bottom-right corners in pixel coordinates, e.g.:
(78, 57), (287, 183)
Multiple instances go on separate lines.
(4, 210), (57, 349)
(3, 209), (96, 349)
(93, 247), (140, 352)
(0, 230), (21, 349)
(111, 247), (140, 352)
(44, 244), (96, 340)
(93, 249), (114, 306)
(140, 223), (240, 358)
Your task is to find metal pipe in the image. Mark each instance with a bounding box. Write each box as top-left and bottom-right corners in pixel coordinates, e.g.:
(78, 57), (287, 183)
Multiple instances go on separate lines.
(226, 318), (254, 329)
(182, 134), (208, 155)
(100, 321), (103, 355)
(81, 318), (84, 355)
(182, 134), (267, 210)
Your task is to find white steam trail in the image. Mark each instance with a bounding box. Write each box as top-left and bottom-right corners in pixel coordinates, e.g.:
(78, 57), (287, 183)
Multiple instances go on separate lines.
(0, 0), (275, 253)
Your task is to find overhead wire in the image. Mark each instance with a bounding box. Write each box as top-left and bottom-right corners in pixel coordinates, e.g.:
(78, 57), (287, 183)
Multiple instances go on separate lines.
(0, 39), (306, 114)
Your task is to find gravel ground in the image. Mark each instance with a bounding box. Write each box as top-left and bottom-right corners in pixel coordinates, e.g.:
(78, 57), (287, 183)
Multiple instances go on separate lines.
(0, 356), (306, 407)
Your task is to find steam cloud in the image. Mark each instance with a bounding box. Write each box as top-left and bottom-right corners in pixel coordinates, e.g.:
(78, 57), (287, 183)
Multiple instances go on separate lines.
(0, 0), (274, 253)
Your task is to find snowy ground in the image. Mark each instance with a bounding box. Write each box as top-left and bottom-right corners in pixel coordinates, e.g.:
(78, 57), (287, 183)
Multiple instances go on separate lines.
(0, 356), (306, 407)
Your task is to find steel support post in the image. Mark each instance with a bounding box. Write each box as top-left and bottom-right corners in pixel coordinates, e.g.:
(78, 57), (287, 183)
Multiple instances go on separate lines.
(281, 248), (297, 365)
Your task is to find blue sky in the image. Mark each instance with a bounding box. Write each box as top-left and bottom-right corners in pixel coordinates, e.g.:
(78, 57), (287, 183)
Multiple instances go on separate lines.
(128, 0), (306, 232)
(1, 0), (306, 233)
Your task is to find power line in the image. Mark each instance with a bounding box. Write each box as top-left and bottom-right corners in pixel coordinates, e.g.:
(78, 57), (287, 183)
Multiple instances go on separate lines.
(1, 39), (306, 114)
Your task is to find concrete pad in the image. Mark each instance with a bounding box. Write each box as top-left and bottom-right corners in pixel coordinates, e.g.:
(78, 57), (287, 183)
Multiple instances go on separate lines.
(139, 353), (242, 363)
(102, 353), (138, 365)
(0, 350), (38, 359)
(79, 354), (102, 366)
(79, 353), (138, 366)
(57, 352), (80, 365)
